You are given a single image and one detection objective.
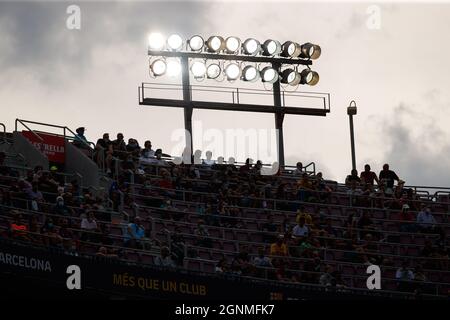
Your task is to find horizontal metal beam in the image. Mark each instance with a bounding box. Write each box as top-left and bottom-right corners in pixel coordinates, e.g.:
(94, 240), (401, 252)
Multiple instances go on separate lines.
(140, 98), (328, 116)
(148, 50), (313, 66)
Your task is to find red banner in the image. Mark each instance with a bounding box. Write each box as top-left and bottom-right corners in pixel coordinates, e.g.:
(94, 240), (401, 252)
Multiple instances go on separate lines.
(22, 131), (65, 164)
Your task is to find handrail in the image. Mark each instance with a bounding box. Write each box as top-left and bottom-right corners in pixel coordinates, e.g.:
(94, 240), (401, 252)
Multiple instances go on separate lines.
(15, 119), (44, 142)
(0, 123), (6, 142)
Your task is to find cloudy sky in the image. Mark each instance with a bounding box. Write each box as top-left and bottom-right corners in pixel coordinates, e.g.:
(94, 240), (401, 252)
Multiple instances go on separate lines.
(1, 0), (450, 186)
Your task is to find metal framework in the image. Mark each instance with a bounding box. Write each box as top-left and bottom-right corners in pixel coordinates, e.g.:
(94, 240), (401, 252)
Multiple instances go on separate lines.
(139, 51), (331, 167)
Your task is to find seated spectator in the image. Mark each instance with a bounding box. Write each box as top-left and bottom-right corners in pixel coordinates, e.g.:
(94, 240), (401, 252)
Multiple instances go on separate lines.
(296, 207), (312, 225)
(292, 216), (309, 238)
(270, 235), (289, 257)
(26, 183), (43, 211)
(345, 169), (361, 186)
(9, 212), (29, 241)
(297, 173), (314, 201)
(124, 216), (146, 248)
(396, 260), (414, 292)
(261, 214), (278, 243)
(194, 220), (212, 248)
(253, 247), (273, 268)
(416, 206), (437, 233)
(293, 162), (303, 175)
(154, 246), (176, 268)
(319, 264), (336, 287)
(203, 151), (215, 166)
(379, 163), (400, 193)
(141, 140), (155, 159)
(360, 164), (379, 186)
(80, 211), (99, 242)
(357, 210), (376, 240)
(399, 204), (416, 233)
(53, 196), (73, 216)
(81, 211), (98, 231)
(215, 258), (229, 273)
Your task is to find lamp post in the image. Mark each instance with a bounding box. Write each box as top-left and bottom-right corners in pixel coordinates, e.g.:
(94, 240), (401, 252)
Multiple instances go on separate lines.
(347, 100), (357, 171)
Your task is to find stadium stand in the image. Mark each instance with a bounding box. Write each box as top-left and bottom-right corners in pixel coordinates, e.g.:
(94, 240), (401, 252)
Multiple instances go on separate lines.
(0, 120), (449, 299)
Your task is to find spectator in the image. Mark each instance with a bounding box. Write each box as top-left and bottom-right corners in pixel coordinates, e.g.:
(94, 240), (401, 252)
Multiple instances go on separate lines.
(73, 127), (90, 150)
(360, 164), (379, 186)
(203, 151), (215, 166)
(396, 260), (414, 292)
(253, 247), (272, 267)
(26, 184), (43, 211)
(141, 140), (155, 159)
(124, 216), (146, 248)
(194, 220), (212, 248)
(95, 133), (113, 174)
(81, 211), (98, 231)
(270, 235), (289, 257)
(292, 216), (309, 238)
(296, 207), (312, 225)
(345, 169), (361, 186)
(293, 162), (303, 175)
(112, 133), (127, 159)
(357, 211), (376, 239)
(154, 246), (176, 268)
(319, 264), (336, 287)
(9, 212), (29, 240)
(126, 138), (140, 154)
(215, 258), (229, 273)
(399, 204), (416, 233)
(379, 163), (400, 191)
(417, 206), (437, 233)
(53, 196), (73, 216)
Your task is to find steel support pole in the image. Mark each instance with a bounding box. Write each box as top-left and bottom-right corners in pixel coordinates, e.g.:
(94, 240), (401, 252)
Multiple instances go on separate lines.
(272, 62), (285, 168)
(181, 56), (193, 162)
(348, 113), (356, 171)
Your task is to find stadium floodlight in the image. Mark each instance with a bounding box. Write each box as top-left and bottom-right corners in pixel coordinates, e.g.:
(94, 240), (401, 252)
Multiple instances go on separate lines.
(167, 34), (183, 51)
(148, 32), (165, 51)
(261, 66), (279, 83)
(301, 43), (322, 60)
(166, 59), (181, 77)
(188, 35), (205, 51)
(225, 36), (241, 54)
(150, 59), (167, 76)
(191, 61), (207, 78)
(224, 63), (241, 80)
(262, 40), (282, 56)
(300, 69), (320, 85)
(280, 69), (301, 86)
(242, 65), (260, 82)
(281, 41), (302, 58)
(206, 63), (222, 79)
(242, 38), (261, 56)
(206, 36), (225, 53)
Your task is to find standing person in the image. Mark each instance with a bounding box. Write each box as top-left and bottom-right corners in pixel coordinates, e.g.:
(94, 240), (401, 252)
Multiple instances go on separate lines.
(95, 133), (113, 174)
(141, 140), (155, 159)
(112, 133), (127, 159)
(73, 127), (90, 150)
(379, 163), (400, 192)
(360, 164), (379, 186)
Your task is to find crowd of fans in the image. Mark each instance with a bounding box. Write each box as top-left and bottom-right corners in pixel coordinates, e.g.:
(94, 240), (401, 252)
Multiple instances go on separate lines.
(0, 129), (449, 297)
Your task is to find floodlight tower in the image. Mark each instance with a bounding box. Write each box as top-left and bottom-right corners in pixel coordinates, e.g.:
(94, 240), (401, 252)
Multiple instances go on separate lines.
(140, 33), (329, 167)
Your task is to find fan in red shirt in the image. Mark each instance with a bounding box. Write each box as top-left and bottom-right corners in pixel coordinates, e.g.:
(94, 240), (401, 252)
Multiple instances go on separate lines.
(360, 164), (379, 186)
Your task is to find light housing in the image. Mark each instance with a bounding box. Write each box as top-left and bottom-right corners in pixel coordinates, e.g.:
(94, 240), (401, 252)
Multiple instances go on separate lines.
(300, 69), (320, 85)
(150, 59), (167, 76)
(191, 61), (207, 78)
(241, 65), (260, 82)
(301, 43), (321, 60)
(262, 40), (282, 56)
(206, 63), (222, 79)
(167, 34), (183, 51)
(206, 36), (225, 53)
(224, 63), (241, 80)
(188, 35), (204, 52)
(280, 69), (301, 86)
(148, 32), (165, 51)
(281, 41), (302, 58)
(225, 36), (241, 54)
(166, 59), (181, 77)
(242, 38), (261, 56)
(261, 66), (279, 83)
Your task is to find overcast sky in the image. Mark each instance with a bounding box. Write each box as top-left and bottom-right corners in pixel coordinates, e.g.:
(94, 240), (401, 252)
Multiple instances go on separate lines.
(1, 1), (450, 186)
